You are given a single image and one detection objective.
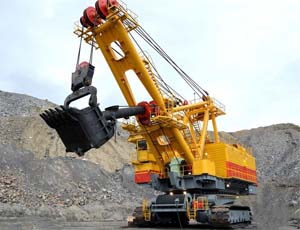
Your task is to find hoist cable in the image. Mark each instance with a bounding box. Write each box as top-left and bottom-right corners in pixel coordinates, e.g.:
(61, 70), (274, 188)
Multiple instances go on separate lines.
(75, 26), (84, 69)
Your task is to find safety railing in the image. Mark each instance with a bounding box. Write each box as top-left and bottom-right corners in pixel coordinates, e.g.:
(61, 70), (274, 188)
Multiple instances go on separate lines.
(211, 97), (226, 112)
(180, 164), (193, 176)
(188, 97), (225, 113)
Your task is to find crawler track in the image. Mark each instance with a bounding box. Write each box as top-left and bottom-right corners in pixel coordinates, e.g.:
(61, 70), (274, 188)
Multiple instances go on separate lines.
(210, 205), (252, 227)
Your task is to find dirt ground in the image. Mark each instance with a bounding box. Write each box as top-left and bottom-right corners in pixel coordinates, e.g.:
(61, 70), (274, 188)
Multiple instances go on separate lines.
(1, 217), (299, 230)
(0, 217), (258, 230)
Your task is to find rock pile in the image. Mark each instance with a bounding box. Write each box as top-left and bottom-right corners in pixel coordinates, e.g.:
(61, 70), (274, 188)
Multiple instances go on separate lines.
(0, 146), (152, 221)
(0, 90), (54, 117)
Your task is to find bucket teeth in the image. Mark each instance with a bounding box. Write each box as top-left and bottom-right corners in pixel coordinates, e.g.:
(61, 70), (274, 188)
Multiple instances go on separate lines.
(40, 106), (73, 128)
(40, 110), (53, 127)
(55, 107), (68, 125)
(39, 105), (115, 155)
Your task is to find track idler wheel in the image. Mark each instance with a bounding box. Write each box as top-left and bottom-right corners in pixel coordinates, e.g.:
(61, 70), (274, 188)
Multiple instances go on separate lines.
(95, 0), (119, 20)
(80, 7), (102, 28)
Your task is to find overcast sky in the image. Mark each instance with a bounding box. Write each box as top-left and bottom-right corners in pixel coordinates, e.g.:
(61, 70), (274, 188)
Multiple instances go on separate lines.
(0, 0), (299, 131)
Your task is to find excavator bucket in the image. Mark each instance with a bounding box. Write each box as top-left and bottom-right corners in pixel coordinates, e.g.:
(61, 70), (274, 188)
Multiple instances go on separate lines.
(40, 85), (115, 156)
(40, 105), (115, 156)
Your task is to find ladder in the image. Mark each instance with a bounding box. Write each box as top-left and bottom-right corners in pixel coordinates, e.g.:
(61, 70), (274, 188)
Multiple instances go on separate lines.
(142, 199), (151, 221)
(187, 197), (197, 220)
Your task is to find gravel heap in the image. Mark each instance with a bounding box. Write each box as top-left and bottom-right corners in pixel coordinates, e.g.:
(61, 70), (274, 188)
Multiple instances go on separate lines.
(0, 144), (152, 221)
(0, 90), (54, 117)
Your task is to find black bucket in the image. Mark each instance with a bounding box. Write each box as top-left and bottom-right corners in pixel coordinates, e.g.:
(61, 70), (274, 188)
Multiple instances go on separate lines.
(40, 86), (114, 156)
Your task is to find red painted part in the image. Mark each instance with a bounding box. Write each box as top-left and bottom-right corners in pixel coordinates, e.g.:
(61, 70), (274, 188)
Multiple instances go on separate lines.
(79, 61), (89, 68)
(149, 100), (159, 115)
(137, 101), (152, 126)
(83, 7), (102, 27)
(226, 161), (257, 184)
(95, 1), (105, 19)
(193, 200), (204, 209)
(135, 172), (151, 184)
(95, 0), (119, 19)
(183, 99), (189, 105)
(135, 170), (160, 184)
(184, 164), (192, 174)
(80, 16), (90, 28)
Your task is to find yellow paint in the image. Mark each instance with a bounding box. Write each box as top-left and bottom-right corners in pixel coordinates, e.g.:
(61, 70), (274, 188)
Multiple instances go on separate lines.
(93, 16), (166, 111)
(137, 150), (156, 162)
(132, 161), (161, 173)
(192, 159), (216, 175)
(204, 143), (256, 182)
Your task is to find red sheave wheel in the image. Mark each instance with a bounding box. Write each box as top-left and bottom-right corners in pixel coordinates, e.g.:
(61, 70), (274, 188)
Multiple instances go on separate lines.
(95, 0), (119, 20)
(80, 16), (90, 28)
(83, 6), (102, 27)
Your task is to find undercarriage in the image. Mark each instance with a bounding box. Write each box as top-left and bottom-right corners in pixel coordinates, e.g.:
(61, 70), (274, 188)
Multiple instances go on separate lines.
(129, 173), (255, 228)
(129, 193), (253, 228)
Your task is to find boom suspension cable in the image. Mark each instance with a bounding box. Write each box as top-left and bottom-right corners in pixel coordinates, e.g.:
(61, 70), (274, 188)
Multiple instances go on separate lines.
(128, 31), (185, 101)
(133, 26), (209, 98)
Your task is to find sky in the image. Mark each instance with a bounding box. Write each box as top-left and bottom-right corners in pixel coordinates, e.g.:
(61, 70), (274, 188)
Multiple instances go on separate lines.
(0, 0), (299, 131)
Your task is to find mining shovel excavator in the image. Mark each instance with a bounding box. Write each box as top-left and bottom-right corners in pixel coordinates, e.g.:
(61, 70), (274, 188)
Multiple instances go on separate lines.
(41, 0), (257, 227)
